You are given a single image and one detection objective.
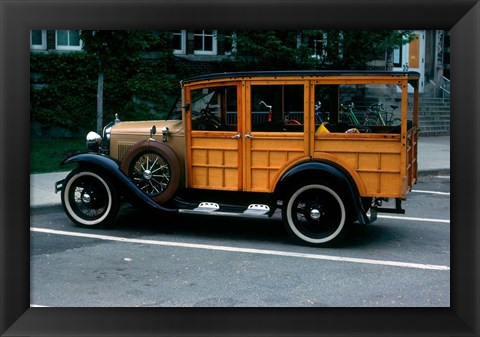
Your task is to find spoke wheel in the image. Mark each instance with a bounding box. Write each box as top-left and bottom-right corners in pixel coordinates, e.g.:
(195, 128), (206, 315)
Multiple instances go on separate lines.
(121, 140), (181, 204)
(283, 184), (349, 247)
(62, 169), (119, 227)
(130, 152), (171, 197)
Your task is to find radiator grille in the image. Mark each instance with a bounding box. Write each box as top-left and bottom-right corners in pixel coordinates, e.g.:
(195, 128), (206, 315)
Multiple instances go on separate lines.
(117, 143), (133, 161)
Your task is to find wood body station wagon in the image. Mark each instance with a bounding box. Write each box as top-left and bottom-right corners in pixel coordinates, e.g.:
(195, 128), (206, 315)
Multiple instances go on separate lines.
(56, 70), (420, 247)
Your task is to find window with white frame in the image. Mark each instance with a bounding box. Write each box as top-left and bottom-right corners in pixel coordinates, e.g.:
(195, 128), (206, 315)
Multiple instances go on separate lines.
(309, 32), (328, 61)
(31, 30), (46, 50)
(56, 30), (82, 51)
(301, 31), (344, 63)
(193, 30), (217, 55)
(173, 30), (186, 55)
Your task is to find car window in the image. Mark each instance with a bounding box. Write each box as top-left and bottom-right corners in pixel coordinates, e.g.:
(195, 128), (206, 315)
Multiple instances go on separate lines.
(251, 84), (304, 132)
(190, 85), (237, 131)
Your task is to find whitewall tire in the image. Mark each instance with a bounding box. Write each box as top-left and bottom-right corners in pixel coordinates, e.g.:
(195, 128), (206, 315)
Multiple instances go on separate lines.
(61, 169), (119, 227)
(282, 184), (350, 247)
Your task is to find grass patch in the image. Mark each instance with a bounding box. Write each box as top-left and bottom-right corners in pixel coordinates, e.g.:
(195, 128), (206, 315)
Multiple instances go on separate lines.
(31, 137), (86, 173)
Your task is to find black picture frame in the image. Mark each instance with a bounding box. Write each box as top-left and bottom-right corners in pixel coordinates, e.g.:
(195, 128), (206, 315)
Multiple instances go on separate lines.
(1, 0), (478, 336)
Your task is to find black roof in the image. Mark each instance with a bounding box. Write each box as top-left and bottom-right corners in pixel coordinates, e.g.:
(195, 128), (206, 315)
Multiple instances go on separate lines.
(181, 70), (421, 84)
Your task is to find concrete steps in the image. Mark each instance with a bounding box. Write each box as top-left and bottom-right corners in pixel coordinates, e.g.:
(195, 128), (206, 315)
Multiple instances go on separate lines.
(414, 97), (450, 136)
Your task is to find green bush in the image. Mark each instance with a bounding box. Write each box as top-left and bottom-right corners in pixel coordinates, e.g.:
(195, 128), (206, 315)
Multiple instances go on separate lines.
(30, 52), (178, 132)
(30, 53), (98, 131)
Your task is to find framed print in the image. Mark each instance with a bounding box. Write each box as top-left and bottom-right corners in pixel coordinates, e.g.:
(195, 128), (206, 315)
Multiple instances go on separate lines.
(1, 0), (478, 335)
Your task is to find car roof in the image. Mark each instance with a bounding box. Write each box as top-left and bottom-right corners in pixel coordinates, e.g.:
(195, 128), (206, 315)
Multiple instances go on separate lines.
(181, 70), (421, 84)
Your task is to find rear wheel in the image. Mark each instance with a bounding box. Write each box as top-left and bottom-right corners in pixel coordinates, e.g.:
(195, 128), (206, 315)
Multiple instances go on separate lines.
(282, 183), (350, 247)
(61, 168), (119, 228)
(390, 118), (402, 126)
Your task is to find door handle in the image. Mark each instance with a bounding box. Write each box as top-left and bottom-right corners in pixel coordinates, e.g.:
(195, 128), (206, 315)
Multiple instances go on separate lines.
(230, 133), (241, 139)
(245, 133), (254, 139)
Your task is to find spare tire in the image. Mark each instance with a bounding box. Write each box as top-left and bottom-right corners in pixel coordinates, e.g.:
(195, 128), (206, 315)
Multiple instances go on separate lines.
(120, 140), (180, 204)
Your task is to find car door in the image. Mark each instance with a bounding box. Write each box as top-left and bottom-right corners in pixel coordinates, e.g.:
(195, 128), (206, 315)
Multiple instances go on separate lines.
(243, 81), (310, 193)
(185, 83), (244, 191)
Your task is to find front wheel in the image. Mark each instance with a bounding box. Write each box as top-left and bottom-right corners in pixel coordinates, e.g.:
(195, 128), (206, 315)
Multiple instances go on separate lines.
(61, 168), (120, 228)
(282, 183), (350, 247)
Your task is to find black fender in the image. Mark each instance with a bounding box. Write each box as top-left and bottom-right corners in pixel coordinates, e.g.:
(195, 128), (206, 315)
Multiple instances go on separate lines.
(61, 152), (177, 213)
(274, 160), (369, 225)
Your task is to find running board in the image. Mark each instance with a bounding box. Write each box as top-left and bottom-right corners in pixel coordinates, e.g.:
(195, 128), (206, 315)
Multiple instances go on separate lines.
(179, 202), (271, 217)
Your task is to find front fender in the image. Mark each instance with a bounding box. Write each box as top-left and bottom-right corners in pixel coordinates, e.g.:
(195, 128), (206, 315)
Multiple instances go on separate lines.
(61, 152), (177, 213)
(62, 152), (121, 171)
(274, 160), (369, 225)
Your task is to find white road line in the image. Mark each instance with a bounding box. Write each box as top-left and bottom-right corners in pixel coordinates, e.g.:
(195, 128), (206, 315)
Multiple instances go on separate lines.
(377, 214), (450, 223)
(412, 189), (450, 196)
(31, 227), (450, 271)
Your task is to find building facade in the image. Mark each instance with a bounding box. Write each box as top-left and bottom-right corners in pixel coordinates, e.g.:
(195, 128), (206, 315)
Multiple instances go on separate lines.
(31, 30), (450, 93)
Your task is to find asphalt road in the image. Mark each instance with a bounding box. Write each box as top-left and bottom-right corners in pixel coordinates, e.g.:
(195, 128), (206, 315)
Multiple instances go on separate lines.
(30, 175), (450, 307)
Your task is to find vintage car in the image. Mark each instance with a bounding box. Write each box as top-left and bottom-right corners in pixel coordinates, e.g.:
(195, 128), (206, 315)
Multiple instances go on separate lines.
(55, 70), (420, 247)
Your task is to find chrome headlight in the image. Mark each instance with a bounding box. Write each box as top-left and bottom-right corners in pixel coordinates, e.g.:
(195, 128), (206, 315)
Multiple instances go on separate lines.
(86, 114), (120, 153)
(86, 131), (102, 152)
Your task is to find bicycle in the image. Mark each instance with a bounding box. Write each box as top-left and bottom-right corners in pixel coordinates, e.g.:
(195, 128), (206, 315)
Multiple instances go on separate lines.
(259, 100), (301, 126)
(364, 103), (401, 126)
(339, 102), (363, 126)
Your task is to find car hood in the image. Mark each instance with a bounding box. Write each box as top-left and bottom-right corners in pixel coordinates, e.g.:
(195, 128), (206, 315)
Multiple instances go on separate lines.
(111, 119), (184, 136)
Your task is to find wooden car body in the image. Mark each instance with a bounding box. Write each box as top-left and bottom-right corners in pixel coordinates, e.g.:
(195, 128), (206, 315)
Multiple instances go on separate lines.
(57, 70), (420, 247)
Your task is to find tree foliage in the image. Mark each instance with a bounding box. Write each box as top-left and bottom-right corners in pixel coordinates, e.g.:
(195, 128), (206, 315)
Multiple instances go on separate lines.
(233, 30), (413, 70)
(80, 30), (166, 66)
(80, 30), (174, 133)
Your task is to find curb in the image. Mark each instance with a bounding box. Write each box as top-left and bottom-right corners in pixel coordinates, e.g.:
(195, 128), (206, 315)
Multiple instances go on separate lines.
(30, 203), (64, 211)
(417, 169), (450, 177)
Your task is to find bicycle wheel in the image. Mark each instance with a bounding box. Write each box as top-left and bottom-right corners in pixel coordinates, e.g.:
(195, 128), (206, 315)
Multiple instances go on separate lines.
(389, 118), (401, 126)
(364, 118), (378, 126)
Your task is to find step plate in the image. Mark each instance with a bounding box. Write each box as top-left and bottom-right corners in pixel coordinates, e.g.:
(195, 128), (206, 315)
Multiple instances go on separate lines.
(193, 202), (220, 213)
(179, 203), (270, 218)
(243, 204), (270, 216)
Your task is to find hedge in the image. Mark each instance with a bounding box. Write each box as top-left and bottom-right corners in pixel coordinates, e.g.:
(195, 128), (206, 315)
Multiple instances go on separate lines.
(30, 52), (178, 133)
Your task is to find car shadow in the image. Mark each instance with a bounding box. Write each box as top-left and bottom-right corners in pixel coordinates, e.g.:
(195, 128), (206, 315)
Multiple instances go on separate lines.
(113, 205), (291, 246)
(110, 205), (400, 250)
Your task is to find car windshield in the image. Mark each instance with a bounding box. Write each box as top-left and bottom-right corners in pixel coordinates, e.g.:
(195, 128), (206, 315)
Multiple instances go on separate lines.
(167, 95), (183, 120)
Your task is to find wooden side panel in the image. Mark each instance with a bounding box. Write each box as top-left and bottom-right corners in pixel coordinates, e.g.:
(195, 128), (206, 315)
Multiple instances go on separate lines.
(247, 133), (305, 192)
(189, 135), (240, 190)
(314, 134), (405, 197)
(406, 127), (418, 189)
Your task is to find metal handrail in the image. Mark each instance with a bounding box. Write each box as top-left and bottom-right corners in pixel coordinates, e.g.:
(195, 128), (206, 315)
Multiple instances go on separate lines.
(439, 76), (450, 102)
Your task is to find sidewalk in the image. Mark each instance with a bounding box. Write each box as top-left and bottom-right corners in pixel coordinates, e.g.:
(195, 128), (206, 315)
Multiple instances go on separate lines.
(30, 136), (450, 209)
